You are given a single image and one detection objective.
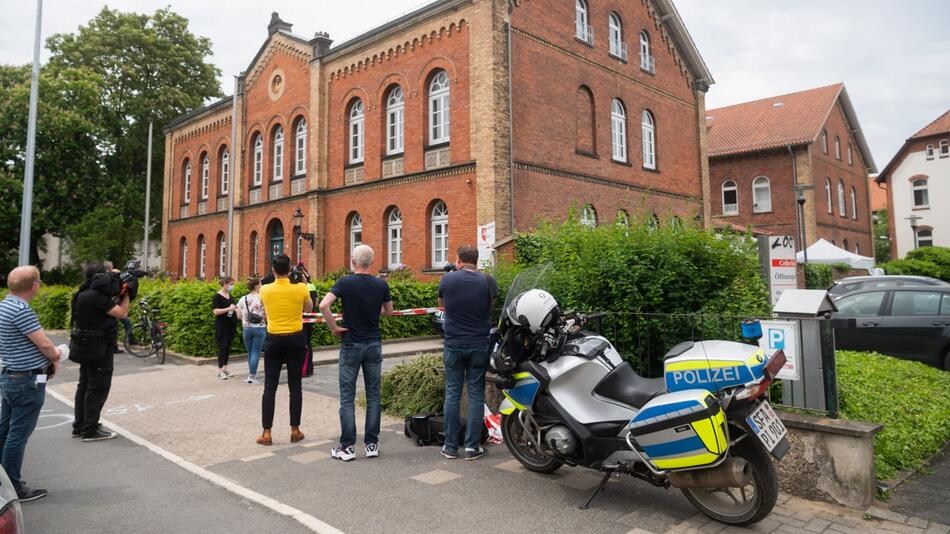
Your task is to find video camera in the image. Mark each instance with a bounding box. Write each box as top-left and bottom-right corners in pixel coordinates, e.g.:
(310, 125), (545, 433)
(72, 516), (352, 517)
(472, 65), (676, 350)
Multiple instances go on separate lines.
(289, 263), (311, 285)
(90, 259), (144, 300)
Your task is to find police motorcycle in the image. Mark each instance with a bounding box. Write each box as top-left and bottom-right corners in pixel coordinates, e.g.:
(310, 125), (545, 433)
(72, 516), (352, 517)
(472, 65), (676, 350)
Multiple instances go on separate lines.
(491, 266), (790, 526)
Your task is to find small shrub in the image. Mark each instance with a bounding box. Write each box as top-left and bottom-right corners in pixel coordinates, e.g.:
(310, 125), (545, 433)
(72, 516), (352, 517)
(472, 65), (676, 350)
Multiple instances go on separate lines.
(385, 264), (415, 282)
(380, 354), (445, 417)
(31, 285), (74, 329)
(803, 263), (834, 289)
(904, 246), (950, 281)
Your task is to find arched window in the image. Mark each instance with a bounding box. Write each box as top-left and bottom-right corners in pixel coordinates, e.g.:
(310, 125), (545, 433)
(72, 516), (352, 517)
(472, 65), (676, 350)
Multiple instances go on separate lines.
(834, 136), (841, 160)
(219, 146), (229, 195)
(825, 178), (833, 213)
(917, 229), (933, 248)
(752, 176), (771, 213)
(611, 99), (627, 162)
(608, 13), (625, 59)
(575, 0), (591, 43)
(386, 86), (405, 155)
(348, 213), (363, 261)
(197, 235), (207, 279)
(268, 220), (284, 263)
(182, 159), (192, 205)
(855, 242), (861, 255)
(847, 143), (853, 166)
(642, 110), (656, 169)
(722, 180), (738, 215)
(843, 238), (850, 252)
(180, 238), (188, 279)
(272, 125), (284, 181)
(616, 209), (630, 227)
(850, 186), (858, 220)
(429, 71), (451, 145)
(387, 208), (403, 269)
(200, 153), (210, 200)
(580, 204), (597, 227)
(217, 233), (226, 277)
(252, 134), (263, 187)
(639, 31), (653, 72)
(575, 86), (596, 154)
(349, 100), (364, 164)
(430, 201), (449, 267)
(821, 130), (828, 154)
(294, 118), (307, 175)
(250, 231), (259, 276)
(912, 179), (929, 208)
(837, 179), (846, 216)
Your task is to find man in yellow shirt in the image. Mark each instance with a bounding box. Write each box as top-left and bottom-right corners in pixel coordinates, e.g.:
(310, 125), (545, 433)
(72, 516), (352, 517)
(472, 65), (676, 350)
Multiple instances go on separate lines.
(257, 253), (312, 446)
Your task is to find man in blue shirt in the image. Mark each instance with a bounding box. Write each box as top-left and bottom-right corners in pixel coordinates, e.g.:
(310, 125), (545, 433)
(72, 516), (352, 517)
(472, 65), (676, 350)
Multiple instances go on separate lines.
(0, 266), (62, 502)
(438, 245), (497, 460)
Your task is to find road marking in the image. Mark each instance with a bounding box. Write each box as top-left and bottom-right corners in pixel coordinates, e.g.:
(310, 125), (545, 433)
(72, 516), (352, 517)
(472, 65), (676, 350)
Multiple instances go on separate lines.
(240, 452), (275, 462)
(410, 469), (462, 485)
(46, 388), (344, 534)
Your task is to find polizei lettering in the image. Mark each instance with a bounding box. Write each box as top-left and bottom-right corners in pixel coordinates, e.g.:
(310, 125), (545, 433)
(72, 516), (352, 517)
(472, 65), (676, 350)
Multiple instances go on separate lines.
(671, 366), (741, 386)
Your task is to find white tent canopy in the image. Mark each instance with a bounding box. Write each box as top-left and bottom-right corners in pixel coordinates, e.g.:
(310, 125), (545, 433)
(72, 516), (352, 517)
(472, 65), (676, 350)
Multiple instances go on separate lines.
(796, 238), (875, 271)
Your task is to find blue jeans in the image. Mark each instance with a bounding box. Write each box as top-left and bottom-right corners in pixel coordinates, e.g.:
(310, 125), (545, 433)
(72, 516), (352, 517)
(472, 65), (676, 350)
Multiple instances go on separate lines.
(338, 341), (382, 448)
(442, 343), (489, 452)
(0, 374), (46, 489)
(243, 327), (266, 376)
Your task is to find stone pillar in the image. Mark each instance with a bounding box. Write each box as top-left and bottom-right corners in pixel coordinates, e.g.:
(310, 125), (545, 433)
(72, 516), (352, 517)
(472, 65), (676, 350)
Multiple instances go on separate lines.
(795, 146), (818, 246)
(160, 132), (174, 274)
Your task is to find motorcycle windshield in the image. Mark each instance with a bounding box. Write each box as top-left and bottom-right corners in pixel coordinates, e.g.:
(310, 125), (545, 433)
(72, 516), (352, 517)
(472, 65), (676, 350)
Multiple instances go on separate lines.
(502, 263), (557, 322)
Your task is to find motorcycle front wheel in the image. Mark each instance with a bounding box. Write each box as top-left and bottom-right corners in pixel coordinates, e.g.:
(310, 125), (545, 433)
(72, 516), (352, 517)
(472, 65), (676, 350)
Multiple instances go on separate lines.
(680, 438), (778, 526)
(500, 413), (563, 474)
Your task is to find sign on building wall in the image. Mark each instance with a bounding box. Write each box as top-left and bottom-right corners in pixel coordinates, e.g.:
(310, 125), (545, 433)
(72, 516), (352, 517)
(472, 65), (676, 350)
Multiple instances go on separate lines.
(477, 222), (495, 269)
(759, 235), (798, 305)
(758, 319), (801, 381)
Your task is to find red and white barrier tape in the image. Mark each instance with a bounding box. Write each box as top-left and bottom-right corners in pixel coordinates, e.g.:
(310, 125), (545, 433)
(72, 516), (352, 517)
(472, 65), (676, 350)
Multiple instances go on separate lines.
(301, 307), (442, 324)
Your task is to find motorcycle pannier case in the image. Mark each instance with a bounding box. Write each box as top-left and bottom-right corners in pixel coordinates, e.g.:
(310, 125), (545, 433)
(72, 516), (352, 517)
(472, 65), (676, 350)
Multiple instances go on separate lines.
(627, 389), (728, 471)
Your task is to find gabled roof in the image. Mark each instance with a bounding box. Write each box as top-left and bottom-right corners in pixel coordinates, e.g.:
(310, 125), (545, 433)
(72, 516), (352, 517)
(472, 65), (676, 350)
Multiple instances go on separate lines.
(909, 108), (950, 140)
(706, 83), (877, 172)
(163, 96), (233, 133)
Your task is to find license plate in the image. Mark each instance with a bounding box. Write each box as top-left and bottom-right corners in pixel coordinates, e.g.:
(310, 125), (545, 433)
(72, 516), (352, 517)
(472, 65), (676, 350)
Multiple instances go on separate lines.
(745, 401), (787, 453)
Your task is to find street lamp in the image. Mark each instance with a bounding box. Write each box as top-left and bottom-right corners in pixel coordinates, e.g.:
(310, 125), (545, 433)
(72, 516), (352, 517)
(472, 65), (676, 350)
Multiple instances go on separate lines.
(293, 208), (315, 249)
(793, 184), (814, 264)
(905, 214), (922, 250)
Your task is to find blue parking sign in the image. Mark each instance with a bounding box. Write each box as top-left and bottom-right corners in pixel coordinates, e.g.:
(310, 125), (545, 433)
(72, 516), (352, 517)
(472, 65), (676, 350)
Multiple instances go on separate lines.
(769, 328), (785, 350)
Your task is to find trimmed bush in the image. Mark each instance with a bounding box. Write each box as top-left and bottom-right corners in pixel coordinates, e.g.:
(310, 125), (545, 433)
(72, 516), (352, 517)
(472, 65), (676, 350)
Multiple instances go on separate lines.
(837, 351), (950, 480)
(380, 354), (444, 417)
(880, 258), (944, 280)
(904, 246), (950, 281)
(803, 263), (834, 289)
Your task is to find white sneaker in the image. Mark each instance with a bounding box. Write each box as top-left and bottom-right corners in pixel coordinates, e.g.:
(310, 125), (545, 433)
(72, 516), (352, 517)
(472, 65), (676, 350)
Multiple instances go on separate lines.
(245, 375), (260, 384)
(365, 443), (379, 458)
(330, 445), (356, 462)
(223, 369), (235, 378)
(218, 371), (229, 380)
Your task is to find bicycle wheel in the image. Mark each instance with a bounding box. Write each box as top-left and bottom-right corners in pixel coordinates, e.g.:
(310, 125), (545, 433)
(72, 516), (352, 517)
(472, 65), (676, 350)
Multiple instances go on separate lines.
(124, 323), (154, 358)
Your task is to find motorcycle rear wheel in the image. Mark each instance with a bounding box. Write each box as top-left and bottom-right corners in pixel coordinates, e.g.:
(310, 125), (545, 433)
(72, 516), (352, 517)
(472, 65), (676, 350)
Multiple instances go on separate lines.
(501, 413), (563, 474)
(680, 438), (778, 526)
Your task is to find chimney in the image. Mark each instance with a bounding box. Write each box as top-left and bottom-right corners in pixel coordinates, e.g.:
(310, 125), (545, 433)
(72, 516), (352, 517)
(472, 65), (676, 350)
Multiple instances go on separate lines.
(310, 31), (333, 58)
(268, 12), (293, 36)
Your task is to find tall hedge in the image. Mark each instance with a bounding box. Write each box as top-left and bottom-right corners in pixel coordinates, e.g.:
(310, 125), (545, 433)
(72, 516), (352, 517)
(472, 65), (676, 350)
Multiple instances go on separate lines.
(881, 246), (950, 282)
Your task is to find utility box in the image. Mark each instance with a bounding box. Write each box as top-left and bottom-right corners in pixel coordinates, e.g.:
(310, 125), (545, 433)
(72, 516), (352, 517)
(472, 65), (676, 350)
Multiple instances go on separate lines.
(773, 289), (837, 318)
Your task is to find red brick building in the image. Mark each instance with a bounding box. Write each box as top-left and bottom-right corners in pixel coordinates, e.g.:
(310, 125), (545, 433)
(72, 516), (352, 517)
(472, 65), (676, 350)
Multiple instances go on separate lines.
(706, 84), (877, 256)
(161, 0), (714, 280)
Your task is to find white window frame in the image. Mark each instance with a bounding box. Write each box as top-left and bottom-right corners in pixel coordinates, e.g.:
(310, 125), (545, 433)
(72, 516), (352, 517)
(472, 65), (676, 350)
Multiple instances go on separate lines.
(251, 233), (259, 275)
(642, 110), (656, 169)
(200, 154), (209, 200)
(825, 178), (833, 213)
(349, 101), (364, 164)
(183, 161), (192, 205)
(611, 99), (627, 162)
(253, 135), (263, 187)
(386, 87), (405, 155)
(941, 140), (949, 158)
(580, 204), (597, 227)
(349, 213), (363, 259)
(837, 180), (846, 216)
(429, 71), (451, 145)
(847, 143), (853, 166)
(272, 126), (284, 181)
(639, 31), (653, 71)
(722, 180), (738, 215)
(430, 201), (449, 267)
(926, 144), (935, 160)
(834, 136), (841, 160)
(294, 119), (307, 176)
(198, 237), (207, 279)
(821, 130), (828, 154)
(752, 176), (771, 213)
(218, 236), (226, 277)
(220, 147), (229, 195)
(917, 229), (933, 248)
(388, 208), (403, 269)
(608, 13), (625, 59)
(181, 241), (188, 278)
(912, 179), (929, 208)
(855, 242), (860, 255)
(575, 0), (591, 43)
(850, 186), (858, 220)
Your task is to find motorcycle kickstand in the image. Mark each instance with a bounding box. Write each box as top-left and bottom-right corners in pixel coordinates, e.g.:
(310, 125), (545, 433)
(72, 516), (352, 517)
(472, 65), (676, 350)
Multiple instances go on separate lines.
(579, 470), (614, 510)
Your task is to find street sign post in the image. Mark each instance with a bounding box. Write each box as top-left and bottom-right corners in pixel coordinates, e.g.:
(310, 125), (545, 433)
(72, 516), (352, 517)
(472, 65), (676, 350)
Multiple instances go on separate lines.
(758, 235), (798, 306)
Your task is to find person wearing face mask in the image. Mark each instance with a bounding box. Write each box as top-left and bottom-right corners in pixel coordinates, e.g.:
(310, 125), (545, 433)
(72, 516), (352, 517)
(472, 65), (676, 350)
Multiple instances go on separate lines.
(212, 276), (238, 380)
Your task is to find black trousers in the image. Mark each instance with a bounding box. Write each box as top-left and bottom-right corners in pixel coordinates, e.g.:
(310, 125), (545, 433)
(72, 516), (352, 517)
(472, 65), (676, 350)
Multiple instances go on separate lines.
(261, 332), (305, 429)
(216, 328), (235, 368)
(73, 348), (115, 436)
(303, 324), (315, 377)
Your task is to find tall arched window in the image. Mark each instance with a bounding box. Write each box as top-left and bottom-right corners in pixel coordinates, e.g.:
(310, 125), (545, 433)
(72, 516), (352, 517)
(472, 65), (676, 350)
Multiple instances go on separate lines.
(616, 209), (630, 227)
(430, 201), (449, 267)
(575, 86), (596, 154)
(294, 118), (307, 176)
(611, 99), (627, 162)
(575, 0), (590, 42)
(349, 100), (364, 164)
(182, 159), (192, 205)
(580, 204), (597, 227)
(855, 242), (861, 255)
(250, 231), (259, 276)
(837, 179), (846, 216)
(722, 180), (738, 215)
(847, 143), (853, 166)
(850, 186), (858, 220)
(268, 220), (284, 263)
(429, 71), (451, 145)
(252, 134), (263, 187)
(219, 146), (229, 195)
(753, 176), (772, 213)
(217, 233), (226, 277)
(349, 213), (363, 260)
(642, 110), (656, 169)
(180, 238), (188, 278)
(639, 31), (652, 72)
(272, 125), (284, 181)
(200, 153), (210, 200)
(912, 179), (929, 208)
(386, 86), (405, 155)
(387, 208), (403, 269)
(834, 136), (841, 160)
(843, 238), (850, 252)
(821, 130), (828, 154)
(825, 178), (833, 213)
(608, 13), (624, 59)
(197, 235), (207, 279)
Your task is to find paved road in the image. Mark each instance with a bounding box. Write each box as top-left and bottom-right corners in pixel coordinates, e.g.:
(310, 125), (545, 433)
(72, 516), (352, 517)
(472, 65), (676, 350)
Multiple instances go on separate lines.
(885, 448), (950, 526)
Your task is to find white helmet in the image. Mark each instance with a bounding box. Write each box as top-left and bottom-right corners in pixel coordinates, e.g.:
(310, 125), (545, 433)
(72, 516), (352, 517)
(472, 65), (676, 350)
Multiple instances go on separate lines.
(507, 289), (559, 334)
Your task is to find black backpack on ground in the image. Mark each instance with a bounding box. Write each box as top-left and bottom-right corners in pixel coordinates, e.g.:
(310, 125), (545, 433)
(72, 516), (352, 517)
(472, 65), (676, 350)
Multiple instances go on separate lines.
(404, 413), (489, 447)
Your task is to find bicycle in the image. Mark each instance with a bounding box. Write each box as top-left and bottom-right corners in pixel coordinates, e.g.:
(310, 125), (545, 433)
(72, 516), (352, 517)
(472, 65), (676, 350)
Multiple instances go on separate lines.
(123, 298), (167, 364)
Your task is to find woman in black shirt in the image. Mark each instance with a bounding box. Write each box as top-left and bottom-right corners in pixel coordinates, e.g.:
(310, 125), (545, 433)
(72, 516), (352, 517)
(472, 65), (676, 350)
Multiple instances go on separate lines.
(212, 276), (238, 379)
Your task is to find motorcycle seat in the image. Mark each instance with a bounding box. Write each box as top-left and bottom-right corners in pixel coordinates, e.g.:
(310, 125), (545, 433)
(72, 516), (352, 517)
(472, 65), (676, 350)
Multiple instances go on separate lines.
(592, 362), (666, 409)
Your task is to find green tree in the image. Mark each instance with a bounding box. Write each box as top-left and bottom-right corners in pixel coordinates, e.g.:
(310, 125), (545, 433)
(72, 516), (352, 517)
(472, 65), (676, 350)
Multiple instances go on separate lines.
(873, 208), (891, 264)
(64, 205), (143, 266)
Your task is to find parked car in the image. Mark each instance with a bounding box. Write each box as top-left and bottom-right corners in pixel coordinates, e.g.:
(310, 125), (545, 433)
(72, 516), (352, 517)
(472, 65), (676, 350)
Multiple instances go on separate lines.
(827, 275), (948, 299)
(832, 286), (950, 370)
(0, 465), (24, 533)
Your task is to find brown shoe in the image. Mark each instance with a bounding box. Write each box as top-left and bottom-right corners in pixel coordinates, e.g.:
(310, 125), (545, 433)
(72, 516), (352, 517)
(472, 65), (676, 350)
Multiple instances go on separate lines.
(290, 426), (305, 443)
(256, 429), (272, 446)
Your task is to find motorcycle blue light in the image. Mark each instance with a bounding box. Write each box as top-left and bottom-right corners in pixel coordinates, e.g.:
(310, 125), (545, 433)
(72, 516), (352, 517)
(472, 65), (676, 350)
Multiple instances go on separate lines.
(741, 320), (763, 341)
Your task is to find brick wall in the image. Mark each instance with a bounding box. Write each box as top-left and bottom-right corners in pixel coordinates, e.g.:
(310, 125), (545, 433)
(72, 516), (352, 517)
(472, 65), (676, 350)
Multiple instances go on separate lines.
(709, 148), (799, 236)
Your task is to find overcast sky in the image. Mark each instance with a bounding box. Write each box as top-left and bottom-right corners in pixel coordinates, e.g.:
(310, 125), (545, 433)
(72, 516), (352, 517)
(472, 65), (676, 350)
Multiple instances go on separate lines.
(2, 0), (948, 171)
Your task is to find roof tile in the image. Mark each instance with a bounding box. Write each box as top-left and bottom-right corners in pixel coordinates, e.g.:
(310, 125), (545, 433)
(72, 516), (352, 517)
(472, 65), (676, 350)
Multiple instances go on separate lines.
(909, 108), (950, 140)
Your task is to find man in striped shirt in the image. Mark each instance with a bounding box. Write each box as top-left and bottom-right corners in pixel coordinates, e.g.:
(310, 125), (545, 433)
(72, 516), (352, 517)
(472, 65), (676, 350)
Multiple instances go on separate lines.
(0, 266), (62, 502)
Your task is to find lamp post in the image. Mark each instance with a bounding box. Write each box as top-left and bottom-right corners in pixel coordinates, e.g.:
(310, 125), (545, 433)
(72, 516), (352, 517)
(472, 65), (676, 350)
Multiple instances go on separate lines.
(293, 208), (315, 252)
(905, 214), (922, 250)
(18, 0), (43, 265)
(793, 184), (814, 264)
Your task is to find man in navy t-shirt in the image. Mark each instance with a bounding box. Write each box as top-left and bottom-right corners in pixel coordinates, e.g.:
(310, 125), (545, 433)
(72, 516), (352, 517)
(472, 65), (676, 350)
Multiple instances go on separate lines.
(319, 245), (393, 462)
(437, 245), (497, 461)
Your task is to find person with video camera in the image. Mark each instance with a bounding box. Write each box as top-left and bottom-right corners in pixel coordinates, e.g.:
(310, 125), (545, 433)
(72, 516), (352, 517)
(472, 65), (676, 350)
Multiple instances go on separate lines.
(69, 262), (130, 442)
